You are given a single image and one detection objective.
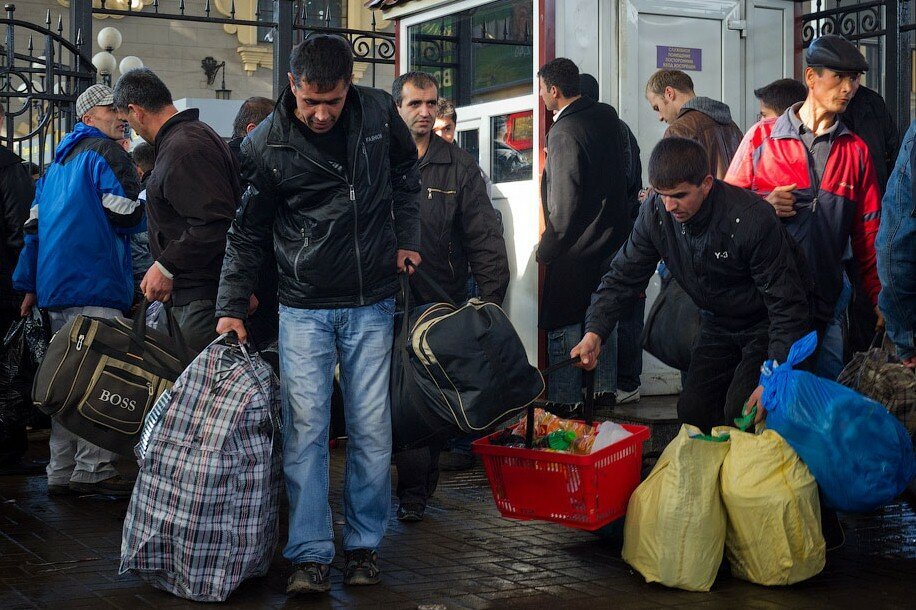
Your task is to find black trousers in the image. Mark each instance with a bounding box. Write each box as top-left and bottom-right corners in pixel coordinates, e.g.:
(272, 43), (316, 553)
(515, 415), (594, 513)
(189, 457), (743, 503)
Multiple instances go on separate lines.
(678, 317), (826, 433)
(393, 438), (444, 509)
(677, 318), (770, 433)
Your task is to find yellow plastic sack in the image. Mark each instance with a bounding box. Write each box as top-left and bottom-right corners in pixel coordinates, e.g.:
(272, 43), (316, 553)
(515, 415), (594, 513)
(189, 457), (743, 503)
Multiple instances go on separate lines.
(622, 424), (729, 592)
(720, 427), (825, 585)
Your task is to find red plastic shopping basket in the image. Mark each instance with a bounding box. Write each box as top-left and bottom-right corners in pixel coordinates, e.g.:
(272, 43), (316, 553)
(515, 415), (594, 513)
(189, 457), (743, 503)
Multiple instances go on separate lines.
(472, 363), (650, 531)
(473, 423), (649, 530)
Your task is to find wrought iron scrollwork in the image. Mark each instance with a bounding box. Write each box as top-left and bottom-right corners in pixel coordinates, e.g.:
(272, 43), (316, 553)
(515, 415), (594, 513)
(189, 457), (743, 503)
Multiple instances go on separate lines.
(2, 4), (96, 172)
(801, 0), (886, 47)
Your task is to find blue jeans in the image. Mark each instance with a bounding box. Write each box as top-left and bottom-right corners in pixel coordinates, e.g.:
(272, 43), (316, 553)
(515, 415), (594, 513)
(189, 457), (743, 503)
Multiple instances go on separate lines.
(279, 298), (395, 565)
(817, 274), (852, 380)
(547, 323), (617, 403)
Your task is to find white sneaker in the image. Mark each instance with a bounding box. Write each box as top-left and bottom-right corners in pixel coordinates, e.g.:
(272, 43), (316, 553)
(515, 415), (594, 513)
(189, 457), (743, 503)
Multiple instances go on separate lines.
(614, 388), (640, 405)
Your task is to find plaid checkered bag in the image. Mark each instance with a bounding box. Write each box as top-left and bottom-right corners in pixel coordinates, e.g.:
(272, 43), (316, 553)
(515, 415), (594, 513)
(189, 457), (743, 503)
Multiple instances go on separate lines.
(119, 335), (282, 602)
(838, 333), (916, 437)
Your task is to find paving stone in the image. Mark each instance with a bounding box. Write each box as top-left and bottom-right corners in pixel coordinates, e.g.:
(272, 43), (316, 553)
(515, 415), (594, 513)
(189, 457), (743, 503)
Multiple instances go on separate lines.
(2, 430), (915, 608)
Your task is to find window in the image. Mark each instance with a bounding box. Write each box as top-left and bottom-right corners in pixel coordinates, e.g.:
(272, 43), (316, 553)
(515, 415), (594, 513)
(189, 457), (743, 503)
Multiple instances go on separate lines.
(491, 110), (532, 183)
(407, 0), (533, 106)
(458, 129), (480, 165)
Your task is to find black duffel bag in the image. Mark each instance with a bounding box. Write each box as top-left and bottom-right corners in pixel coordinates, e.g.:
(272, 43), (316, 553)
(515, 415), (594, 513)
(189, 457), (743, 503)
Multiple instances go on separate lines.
(32, 301), (192, 455)
(639, 277), (701, 372)
(391, 263), (544, 450)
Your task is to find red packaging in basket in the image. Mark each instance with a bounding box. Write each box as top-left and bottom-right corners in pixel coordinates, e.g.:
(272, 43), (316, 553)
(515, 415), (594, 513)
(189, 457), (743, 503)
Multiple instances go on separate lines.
(472, 423), (650, 531)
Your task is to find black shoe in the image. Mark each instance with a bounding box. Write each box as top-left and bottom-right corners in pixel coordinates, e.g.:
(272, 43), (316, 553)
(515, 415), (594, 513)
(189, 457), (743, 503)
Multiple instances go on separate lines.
(397, 504), (424, 522)
(0, 458), (47, 476)
(595, 392), (616, 408)
(287, 562), (331, 594)
(438, 451), (476, 471)
(343, 548), (380, 585)
(69, 475), (134, 497)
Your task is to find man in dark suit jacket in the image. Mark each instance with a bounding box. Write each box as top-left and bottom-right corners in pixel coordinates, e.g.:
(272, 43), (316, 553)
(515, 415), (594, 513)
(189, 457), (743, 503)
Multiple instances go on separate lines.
(536, 58), (631, 405)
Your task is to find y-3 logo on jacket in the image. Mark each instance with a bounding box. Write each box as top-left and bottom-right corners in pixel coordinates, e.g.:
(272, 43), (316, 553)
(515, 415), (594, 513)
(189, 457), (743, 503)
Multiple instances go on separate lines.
(714, 251), (729, 260)
(97, 389), (137, 412)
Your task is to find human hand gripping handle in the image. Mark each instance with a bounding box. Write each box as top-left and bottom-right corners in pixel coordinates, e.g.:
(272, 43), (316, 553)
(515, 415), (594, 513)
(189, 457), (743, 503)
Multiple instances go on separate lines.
(398, 249), (422, 274)
(571, 332), (603, 370)
(20, 292), (36, 317)
(216, 317), (248, 345)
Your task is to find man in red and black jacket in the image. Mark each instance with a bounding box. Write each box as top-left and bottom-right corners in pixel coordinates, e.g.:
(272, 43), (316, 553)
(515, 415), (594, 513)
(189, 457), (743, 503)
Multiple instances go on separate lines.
(726, 35), (882, 344)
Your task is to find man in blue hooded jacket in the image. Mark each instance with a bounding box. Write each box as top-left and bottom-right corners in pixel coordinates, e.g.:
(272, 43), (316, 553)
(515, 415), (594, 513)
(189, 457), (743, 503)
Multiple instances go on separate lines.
(13, 84), (144, 497)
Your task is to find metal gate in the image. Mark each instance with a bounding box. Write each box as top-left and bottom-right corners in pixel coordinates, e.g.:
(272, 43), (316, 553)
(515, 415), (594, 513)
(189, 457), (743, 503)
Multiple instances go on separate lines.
(1, 1), (394, 169)
(1, 4), (96, 171)
(799, 0), (915, 129)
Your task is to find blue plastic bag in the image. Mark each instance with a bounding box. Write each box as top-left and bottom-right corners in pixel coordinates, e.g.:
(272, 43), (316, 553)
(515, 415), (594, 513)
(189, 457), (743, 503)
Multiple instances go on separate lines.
(760, 332), (915, 513)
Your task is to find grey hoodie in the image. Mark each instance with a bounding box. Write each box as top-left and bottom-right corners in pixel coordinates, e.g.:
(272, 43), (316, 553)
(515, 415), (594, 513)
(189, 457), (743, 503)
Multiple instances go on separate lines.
(680, 96), (736, 125)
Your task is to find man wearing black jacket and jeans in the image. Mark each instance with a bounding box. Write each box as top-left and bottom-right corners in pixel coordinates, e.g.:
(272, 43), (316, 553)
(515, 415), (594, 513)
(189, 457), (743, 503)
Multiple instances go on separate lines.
(215, 36), (421, 594)
(113, 69), (241, 352)
(572, 138), (811, 431)
(390, 71), (509, 522)
(537, 58), (631, 407)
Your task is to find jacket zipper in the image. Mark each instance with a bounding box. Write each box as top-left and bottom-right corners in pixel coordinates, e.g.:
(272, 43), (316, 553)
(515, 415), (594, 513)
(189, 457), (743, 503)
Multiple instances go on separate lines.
(351, 117), (365, 305)
(293, 228), (308, 282)
(268, 138), (365, 303)
(428, 187), (457, 199)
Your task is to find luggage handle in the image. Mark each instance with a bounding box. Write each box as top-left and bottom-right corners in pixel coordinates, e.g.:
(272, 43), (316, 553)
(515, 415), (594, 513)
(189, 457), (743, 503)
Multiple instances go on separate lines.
(404, 259), (457, 307)
(525, 360), (594, 448)
(130, 298), (192, 367)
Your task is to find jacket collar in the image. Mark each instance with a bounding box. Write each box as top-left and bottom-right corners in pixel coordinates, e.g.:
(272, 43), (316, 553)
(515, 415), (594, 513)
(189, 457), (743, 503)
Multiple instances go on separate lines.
(553, 96), (594, 124)
(682, 180), (718, 233)
(770, 102), (851, 141)
(266, 85), (362, 148)
(154, 108), (200, 152)
(419, 133), (452, 167)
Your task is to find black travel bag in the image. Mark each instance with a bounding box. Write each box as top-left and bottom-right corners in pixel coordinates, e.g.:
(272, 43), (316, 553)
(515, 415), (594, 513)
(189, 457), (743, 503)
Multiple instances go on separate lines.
(32, 300), (192, 455)
(640, 278), (701, 371)
(391, 263), (544, 450)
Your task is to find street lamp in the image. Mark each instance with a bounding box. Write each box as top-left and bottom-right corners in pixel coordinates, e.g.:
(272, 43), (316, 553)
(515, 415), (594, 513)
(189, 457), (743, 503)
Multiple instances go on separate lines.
(201, 56), (232, 100)
(92, 27), (144, 86)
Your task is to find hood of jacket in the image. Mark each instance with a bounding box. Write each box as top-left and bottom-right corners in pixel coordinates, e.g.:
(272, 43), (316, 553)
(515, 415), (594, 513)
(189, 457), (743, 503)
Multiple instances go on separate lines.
(54, 122), (111, 163)
(680, 96), (735, 125)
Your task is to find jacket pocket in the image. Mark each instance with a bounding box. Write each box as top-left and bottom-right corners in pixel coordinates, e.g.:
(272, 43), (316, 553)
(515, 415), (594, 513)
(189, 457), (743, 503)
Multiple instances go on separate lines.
(292, 228), (311, 283)
(427, 187), (457, 199)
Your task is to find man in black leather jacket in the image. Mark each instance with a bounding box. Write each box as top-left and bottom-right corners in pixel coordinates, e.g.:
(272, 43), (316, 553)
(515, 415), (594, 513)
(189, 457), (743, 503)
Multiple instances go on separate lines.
(389, 71), (509, 523)
(572, 137), (812, 432)
(215, 36), (421, 595)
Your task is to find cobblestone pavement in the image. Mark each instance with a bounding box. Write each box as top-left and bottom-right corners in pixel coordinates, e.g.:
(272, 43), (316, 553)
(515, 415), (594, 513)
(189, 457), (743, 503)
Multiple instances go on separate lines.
(1, 429), (914, 609)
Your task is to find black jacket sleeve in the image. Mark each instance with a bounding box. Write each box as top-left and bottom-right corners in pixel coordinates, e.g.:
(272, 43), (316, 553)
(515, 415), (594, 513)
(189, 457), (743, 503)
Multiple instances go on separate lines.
(157, 150), (237, 276)
(216, 141), (278, 320)
(741, 207), (811, 362)
(387, 99), (422, 252)
(458, 163), (510, 305)
(0, 162), (34, 259)
(537, 130), (587, 264)
(584, 201), (661, 340)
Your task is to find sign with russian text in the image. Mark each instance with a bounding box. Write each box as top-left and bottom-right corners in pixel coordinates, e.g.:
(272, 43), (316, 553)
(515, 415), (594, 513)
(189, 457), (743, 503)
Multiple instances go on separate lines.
(656, 46), (702, 71)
